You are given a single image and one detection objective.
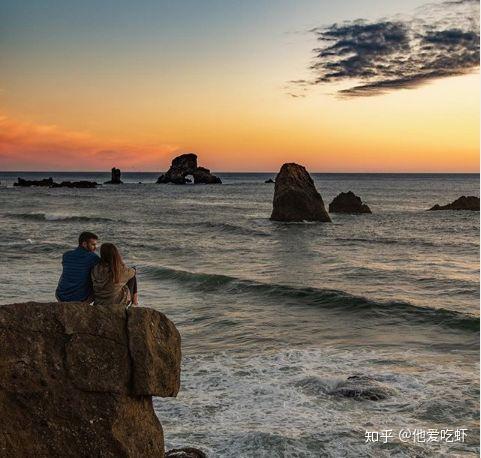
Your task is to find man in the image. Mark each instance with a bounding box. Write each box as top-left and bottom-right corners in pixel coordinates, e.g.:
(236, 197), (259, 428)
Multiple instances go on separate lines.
(56, 231), (100, 302)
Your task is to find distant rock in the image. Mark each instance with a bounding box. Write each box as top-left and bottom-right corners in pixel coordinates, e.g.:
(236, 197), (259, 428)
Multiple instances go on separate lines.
(428, 195), (480, 211)
(51, 181), (98, 189)
(330, 375), (396, 401)
(157, 153), (221, 184)
(0, 301), (181, 457)
(270, 163), (331, 222)
(104, 167), (123, 184)
(265, 178), (275, 184)
(14, 177), (97, 188)
(14, 177), (54, 187)
(329, 191), (372, 214)
(166, 448), (207, 458)
(193, 166), (222, 184)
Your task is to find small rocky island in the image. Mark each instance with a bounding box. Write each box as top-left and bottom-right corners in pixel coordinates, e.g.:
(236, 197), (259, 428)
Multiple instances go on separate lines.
(329, 191), (372, 214)
(270, 163), (331, 222)
(104, 167), (123, 184)
(14, 177), (97, 188)
(428, 195), (480, 211)
(157, 153), (221, 184)
(0, 301), (202, 457)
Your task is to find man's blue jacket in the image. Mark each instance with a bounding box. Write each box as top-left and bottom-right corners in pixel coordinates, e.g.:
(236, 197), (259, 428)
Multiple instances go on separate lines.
(56, 247), (100, 302)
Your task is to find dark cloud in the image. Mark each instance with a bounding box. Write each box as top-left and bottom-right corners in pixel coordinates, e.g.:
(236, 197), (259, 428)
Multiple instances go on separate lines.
(290, 0), (479, 97)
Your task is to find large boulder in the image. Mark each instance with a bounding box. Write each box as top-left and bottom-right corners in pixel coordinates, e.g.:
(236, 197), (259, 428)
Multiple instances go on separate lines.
(0, 302), (181, 457)
(104, 167), (123, 184)
(428, 195), (480, 211)
(157, 153), (221, 184)
(270, 163), (331, 222)
(329, 191), (372, 214)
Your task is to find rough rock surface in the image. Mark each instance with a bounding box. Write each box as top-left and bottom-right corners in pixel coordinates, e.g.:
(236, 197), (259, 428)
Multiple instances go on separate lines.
(0, 302), (181, 457)
(329, 191), (372, 214)
(270, 163), (331, 222)
(428, 195), (480, 211)
(104, 167), (123, 184)
(14, 177), (97, 188)
(157, 153), (221, 184)
(329, 375), (396, 401)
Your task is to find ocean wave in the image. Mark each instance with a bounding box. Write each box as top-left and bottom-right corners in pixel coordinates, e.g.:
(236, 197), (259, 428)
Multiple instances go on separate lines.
(141, 265), (479, 332)
(5, 212), (122, 223)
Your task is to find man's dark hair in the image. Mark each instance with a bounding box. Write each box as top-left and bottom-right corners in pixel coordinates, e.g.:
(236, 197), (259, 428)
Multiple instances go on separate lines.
(78, 231), (99, 245)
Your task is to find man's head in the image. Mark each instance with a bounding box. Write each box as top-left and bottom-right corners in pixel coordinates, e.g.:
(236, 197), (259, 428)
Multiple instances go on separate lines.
(78, 231), (99, 252)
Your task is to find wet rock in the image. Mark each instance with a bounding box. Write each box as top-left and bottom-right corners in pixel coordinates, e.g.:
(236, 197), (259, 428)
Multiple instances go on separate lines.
(270, 163), (331, 222)
(193, 166), (222, 184)
(265, 178), (275, 183)
(0, 301), (181, 457)
(428, 195), (479, 211)
(14, 177), (54, 187)
(157, 153), (221, 184)
(330, 375), (396, 401)
(166, 447), (207, 458)
(104, 167), (123, 184)
(329, 191), (372, 214)
(51, 181), (98, 188)
(14, 177), (97, 188)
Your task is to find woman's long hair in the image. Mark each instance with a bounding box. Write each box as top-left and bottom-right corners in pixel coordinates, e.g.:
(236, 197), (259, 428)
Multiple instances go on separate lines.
(100, 243), (124, 283)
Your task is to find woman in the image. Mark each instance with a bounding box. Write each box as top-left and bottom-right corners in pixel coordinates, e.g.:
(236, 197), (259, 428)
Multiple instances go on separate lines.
(91, 243), (139, 307)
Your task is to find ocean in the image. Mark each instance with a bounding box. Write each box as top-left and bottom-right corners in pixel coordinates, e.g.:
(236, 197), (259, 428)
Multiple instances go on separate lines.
(0, 171), (479, 457)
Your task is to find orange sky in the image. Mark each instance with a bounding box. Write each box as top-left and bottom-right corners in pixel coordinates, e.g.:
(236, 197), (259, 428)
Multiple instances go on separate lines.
(1, 0), (479, 172)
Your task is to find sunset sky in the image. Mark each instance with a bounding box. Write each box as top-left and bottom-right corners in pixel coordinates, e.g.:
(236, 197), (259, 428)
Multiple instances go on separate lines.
(0, 0), (479, 172)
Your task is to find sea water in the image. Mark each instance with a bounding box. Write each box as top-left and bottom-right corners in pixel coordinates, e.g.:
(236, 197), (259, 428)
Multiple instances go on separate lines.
(0, 172), (479, 457)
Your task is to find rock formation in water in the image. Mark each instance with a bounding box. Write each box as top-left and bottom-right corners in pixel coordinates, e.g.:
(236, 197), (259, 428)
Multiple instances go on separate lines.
(157, 153), (221, 184)
(265, 178), (275, 184)
(428, 195), (480, 211)
(329, 191), (372, 214)
(270, 163), (331, 222)
(104, 167), (123, 184)
(329, 375), (396, 401)
(0, 301), (182, 457)
(166, 448), (207, 458)
(14, 178), (97, 188)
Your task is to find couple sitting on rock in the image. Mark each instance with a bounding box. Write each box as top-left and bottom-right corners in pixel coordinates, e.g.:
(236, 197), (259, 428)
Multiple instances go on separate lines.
(55, 231), (139, 307)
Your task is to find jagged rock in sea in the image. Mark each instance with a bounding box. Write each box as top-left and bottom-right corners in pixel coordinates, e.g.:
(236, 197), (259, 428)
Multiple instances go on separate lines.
(428, 195), (480, 211)
(14, 177), (54, 187)
(270, 163), (331, 222)
(14, 177), (97, 188)
(166, 448), (207, 458)
(328, 191), (372, 214)
(193, 166), (222, 184)
(329, 375), (396, 401)
(157, 153), (222, 184)
(51, 181), (98, 189)
(0, 301), (182, 457)
(104, 167), (123, 184)
(265, 178), (275, 184)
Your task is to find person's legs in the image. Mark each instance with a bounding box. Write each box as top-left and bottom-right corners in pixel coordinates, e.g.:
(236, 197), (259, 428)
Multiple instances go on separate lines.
(126, 276), (138, 305)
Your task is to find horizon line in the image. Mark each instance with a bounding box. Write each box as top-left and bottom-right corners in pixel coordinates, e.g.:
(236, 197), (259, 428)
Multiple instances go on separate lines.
(1, 170), (479, 175)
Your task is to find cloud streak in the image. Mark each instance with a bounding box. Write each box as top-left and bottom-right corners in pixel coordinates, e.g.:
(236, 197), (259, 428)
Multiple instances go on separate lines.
(291, 0), (479, 97)
(0, 113), (178, 170)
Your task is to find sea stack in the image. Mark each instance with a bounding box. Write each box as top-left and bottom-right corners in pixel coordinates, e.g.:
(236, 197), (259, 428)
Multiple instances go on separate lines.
(329, 191), (372, 214)
(157, 153), (221, 184)
(270, 163), (331, 222)
(104, 167), (123, 184)
(0, 301), (181, 457)
(428, 195), (480, 211)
